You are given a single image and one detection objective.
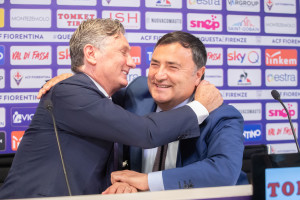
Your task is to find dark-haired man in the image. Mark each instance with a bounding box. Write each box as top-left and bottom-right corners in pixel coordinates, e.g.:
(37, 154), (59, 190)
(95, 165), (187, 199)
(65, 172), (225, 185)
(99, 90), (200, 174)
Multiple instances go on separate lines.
(104, 31), (247, 193)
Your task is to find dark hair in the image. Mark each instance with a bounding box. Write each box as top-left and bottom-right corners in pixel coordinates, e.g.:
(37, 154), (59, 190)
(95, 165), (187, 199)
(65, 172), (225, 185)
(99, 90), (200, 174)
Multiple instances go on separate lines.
(155, 31), (207, 73)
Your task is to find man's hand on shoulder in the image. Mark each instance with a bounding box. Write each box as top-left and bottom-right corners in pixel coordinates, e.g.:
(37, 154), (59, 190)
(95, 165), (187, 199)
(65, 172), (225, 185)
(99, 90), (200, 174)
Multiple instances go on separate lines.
(194, 80), (223, 113)
(37, 73), (73, 99)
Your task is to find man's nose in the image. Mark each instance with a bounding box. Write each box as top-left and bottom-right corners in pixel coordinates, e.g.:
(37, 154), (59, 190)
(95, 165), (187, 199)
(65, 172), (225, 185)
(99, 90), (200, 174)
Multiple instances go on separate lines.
(127, 55), (136, 69)
(155, 67), (167, 80)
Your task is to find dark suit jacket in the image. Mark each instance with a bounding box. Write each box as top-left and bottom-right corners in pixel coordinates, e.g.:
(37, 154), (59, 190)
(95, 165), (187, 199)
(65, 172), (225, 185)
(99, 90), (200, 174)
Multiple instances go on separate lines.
(0, 73), (201, 199)
(115, 76), (248, 190)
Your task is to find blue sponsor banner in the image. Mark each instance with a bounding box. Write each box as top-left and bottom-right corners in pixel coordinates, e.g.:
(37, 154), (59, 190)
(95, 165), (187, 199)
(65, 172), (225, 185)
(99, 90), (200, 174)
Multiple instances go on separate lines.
(0, 45), (4, 65)
(243, 124), (262, 142)
(145, 46), (154, 66)
(11, 107), (35, 127)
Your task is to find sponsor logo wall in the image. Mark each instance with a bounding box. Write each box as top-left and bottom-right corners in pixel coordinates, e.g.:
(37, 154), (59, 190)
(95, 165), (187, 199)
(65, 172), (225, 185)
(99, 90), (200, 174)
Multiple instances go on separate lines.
(0, 0), (299, 154)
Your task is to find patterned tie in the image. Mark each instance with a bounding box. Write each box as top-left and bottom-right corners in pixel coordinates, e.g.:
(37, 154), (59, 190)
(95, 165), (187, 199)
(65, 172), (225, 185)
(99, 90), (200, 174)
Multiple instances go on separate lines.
(152, 144), (168, 172)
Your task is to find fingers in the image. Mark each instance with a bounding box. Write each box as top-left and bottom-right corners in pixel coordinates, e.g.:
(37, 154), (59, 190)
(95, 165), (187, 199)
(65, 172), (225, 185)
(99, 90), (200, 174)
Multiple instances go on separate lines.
(102, 182), (137, 195)
(111, 170), (128, 184)
(37, 82), (53, 99)
(37, 88), (46, 99)
(194, 81), (223, 113)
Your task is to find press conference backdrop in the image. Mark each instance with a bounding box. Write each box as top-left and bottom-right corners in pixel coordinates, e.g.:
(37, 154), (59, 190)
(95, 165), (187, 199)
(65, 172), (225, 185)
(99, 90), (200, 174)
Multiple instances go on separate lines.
(0, 0), (299, 155)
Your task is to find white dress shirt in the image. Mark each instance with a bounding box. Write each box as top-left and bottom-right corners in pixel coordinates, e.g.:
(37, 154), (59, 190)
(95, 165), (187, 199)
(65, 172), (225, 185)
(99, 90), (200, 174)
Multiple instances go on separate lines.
(143, 97), (209, 191)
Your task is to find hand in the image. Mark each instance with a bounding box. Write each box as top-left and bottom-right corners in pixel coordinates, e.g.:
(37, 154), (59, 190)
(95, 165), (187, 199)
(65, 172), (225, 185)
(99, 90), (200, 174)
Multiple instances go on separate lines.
(194, 80), (223, 113)
(102, 182), (137, 195)
(110, 170), (149, 191)
(37, 73), (73, 99)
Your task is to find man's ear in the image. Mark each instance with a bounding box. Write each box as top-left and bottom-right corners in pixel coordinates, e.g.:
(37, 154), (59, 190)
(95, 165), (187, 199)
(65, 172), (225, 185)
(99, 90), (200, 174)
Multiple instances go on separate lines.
(83, 44), (97, 65)
(195, 66), (206, 86)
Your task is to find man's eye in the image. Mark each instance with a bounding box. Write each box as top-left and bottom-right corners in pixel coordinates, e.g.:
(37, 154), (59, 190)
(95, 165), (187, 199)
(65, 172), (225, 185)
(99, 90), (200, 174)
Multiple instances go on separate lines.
(170, 66), (178, 69)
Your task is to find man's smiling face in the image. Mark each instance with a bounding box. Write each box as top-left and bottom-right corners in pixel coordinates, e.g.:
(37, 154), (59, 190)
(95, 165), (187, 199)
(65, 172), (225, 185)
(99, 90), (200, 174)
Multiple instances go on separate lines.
(147, 42), (204, 111)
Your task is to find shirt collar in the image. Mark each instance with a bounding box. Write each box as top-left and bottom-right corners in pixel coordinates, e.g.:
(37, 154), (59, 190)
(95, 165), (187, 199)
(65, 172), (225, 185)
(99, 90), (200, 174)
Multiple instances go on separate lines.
(85, 74), (111, 99)
(156, 96), (193, 112)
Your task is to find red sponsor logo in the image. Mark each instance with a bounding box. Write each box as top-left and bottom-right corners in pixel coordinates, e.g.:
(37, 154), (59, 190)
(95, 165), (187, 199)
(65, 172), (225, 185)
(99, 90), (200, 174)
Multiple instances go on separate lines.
(267, 126), (296, 136)
(207, 52), (221, 61)
(57, 11), (96, 27)
(130, 46), (141, 65)
(11, 131), (25, 151)
(58, 48), (70, 60)
(265, 49), (297, 66)
(109, 12), (139, 23)
(12, 50), (49, 61)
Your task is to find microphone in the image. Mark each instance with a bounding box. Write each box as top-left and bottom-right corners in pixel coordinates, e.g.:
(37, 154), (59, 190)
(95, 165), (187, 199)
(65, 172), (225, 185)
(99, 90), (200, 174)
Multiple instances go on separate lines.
(44, 99), (72, 196)
(271, 90), (300, 153)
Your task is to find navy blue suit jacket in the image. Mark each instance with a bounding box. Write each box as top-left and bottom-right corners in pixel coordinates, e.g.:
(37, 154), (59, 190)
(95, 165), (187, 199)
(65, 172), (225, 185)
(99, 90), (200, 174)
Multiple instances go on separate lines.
(115, 76), (248, 190)
(0, 73), (201, 198)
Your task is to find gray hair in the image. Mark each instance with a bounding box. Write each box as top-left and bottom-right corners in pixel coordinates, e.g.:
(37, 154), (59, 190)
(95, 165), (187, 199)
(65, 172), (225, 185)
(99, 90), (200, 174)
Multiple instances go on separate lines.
(70, 18), (125, 72)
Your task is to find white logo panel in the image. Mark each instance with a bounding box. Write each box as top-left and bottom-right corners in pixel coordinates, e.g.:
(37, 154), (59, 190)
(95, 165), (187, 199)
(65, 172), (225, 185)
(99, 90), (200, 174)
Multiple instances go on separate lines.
(187, 0), (222, 10)
(57, 10), (97, 29)
(206, 48), (223, 66)
(57, 69), (72, 76)
(227, 15), (260, 33)
(10, 69), (52, 89)
(265, 17), (297, 34)
(102, 11), (140, 30)
(227, 0), (260, 12)
(204, 68), (223, 87)
(266, 102), (298, 120)
(229, 103), (262, 121)
(264, 0), (296, 14)
(187, 13), (222, 32)
(227, 48), (261, 66)
(268, 143), (298, 154)
(0, 107), (5, 127)
(10, 46), (52, 65)
(145, 12), (182, 31)
(266, 123), (298, 141)
(57, 46), (70, 65)
(57, 0), (96, 6)
(102, 0), (140, 7)
(0, 69), (4, 89)
(227, 69), (261, 87)
(146, 0), (182, 8)
(127, 68), (141, 84)
(10, 0), (51, 4)
(10, 9), (51, 28)
(265, 69), (297, 87)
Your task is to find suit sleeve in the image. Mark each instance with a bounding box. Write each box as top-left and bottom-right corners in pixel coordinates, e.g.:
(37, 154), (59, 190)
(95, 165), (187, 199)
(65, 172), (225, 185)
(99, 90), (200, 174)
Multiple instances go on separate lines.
(51, 81), (200, 149)
(161, 106), (245, 189)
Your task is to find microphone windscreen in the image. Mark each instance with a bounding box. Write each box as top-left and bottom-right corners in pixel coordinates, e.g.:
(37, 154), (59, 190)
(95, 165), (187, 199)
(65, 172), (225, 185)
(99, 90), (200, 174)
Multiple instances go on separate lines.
(271, 90), (281, 101)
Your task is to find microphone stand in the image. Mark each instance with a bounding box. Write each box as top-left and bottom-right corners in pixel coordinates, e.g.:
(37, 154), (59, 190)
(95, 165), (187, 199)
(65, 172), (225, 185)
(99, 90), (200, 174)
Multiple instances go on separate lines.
(271, 90), (300, 153)
(45, 100), (72, 196)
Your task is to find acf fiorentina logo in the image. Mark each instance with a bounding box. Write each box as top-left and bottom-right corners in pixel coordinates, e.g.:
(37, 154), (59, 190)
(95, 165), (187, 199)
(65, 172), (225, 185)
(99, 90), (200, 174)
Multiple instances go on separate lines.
(266, 0), (273, 10)
(13, 71), (23, 86)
